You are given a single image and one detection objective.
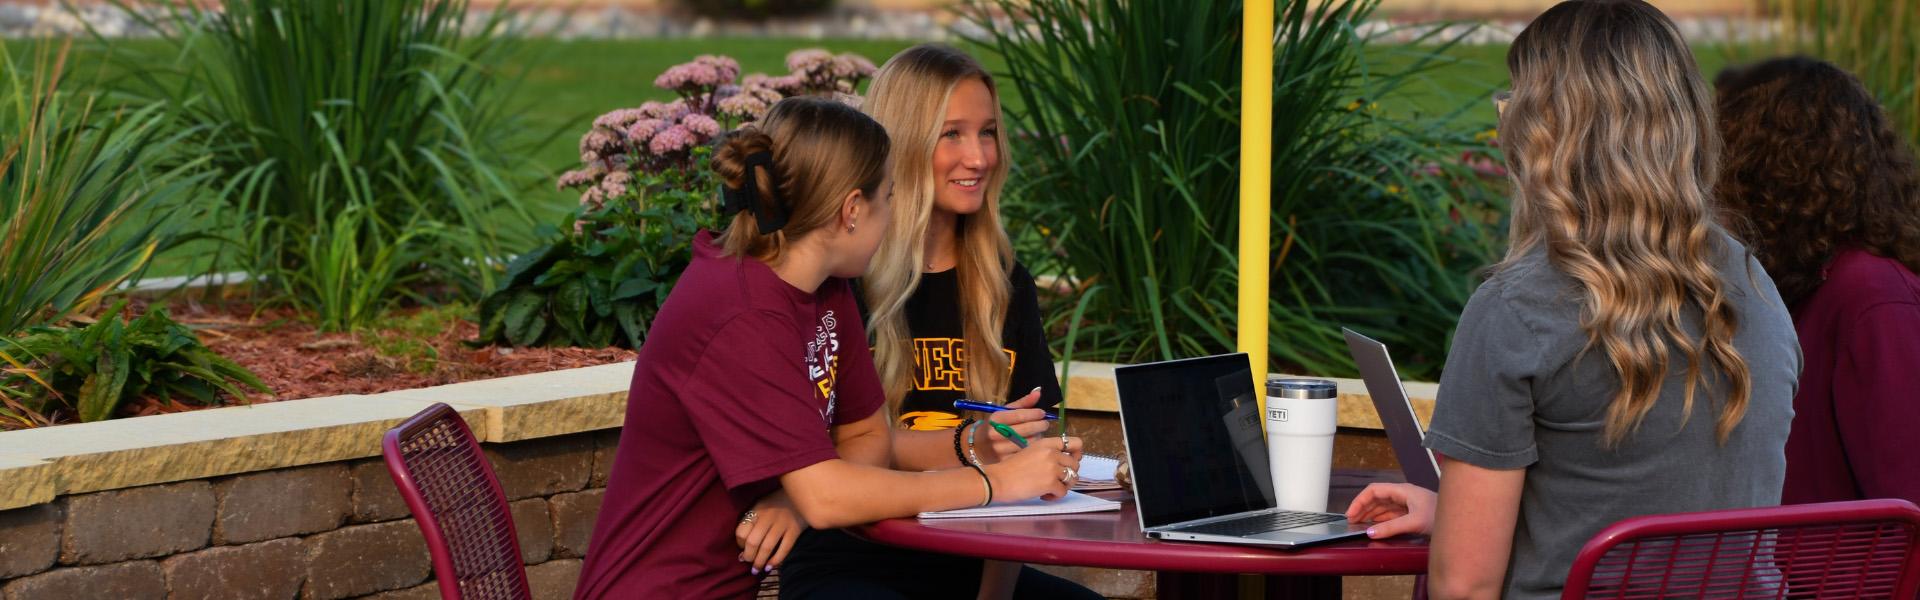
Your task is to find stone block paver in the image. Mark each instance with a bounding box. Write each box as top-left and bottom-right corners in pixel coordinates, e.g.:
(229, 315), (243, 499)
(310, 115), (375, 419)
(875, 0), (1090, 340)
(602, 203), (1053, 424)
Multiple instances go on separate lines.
(62, 482), (213, 565)
(0, 502), (61, 579)
(548, 490), (602, 560)
(1, 560), (164, 600)
(483, 435), (591, 501)
(214, 464), (351, 544)
(510, 498), (553, 565)
(348, 459), (410, 524)
(527, 559), (582, 600)
(302, 520), (430, 600)
(162, 538), (304, 600)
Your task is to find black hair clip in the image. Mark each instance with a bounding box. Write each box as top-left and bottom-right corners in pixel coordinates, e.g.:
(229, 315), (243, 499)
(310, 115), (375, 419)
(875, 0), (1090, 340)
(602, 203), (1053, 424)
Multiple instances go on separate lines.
(720, 151), (790, 234)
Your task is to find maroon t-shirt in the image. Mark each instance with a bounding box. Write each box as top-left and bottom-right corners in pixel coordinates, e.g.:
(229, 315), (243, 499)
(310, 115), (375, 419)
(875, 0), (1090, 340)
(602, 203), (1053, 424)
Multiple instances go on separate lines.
(1783, 248), (1920, 506)
(574, 231), (885, 599)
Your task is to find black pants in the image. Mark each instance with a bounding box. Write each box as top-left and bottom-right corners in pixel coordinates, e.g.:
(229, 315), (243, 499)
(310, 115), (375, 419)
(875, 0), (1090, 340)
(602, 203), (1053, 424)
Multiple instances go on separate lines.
(776, 529), (1104, 600)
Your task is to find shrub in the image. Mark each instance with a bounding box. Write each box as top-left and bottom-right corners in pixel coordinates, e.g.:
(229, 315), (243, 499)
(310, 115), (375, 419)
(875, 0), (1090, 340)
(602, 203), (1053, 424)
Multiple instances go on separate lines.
(98, 0), (547, 331)
(968, 0), (1507, 378)
(477, 50), (874, 348)
(1, 301), (267, 428)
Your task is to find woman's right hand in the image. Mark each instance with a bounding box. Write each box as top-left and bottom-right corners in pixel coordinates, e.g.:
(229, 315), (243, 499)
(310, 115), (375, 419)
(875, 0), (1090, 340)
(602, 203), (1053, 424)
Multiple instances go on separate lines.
(981, 437), (1078, 502)
(1344, 482), (1437, 539)
(977, 388), (1056, 462)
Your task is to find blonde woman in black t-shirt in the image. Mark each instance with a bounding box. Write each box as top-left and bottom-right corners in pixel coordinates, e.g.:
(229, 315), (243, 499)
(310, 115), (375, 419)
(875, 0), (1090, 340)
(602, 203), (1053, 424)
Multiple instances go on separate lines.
(771, 44), (1100, 600)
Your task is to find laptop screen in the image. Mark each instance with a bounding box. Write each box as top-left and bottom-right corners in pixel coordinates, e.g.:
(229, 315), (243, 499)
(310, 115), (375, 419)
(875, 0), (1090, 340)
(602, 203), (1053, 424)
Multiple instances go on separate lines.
(1115, 353), (1277, 529)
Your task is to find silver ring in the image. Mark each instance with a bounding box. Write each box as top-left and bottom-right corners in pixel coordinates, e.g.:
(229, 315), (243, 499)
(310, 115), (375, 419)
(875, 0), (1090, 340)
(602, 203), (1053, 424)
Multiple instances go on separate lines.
(1060, 467), (1077, 483)
(740, 510), (757, 524)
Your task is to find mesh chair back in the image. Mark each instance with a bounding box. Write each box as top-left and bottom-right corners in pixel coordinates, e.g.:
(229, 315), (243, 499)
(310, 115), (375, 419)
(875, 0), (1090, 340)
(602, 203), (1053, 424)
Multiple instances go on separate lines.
(383, 403), (532, 600)
(1563, 499), (1920, 599)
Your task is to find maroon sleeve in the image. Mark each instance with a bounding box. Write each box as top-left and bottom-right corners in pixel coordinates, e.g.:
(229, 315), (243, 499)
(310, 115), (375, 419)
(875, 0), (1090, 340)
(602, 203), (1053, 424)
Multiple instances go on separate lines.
(824, 279), (885, 425)
(679, 312), (842, 492)
(1834, 302), (1920, 504)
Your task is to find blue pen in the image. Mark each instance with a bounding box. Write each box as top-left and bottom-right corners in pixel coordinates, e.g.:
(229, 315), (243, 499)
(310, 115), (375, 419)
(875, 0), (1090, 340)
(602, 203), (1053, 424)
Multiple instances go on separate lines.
(952, 400), (1059, 421)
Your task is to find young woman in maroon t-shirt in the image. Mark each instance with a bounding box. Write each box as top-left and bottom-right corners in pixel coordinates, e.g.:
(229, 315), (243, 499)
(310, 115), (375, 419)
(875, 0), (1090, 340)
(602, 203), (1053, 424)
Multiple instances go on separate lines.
(574, 97), (1085, 599)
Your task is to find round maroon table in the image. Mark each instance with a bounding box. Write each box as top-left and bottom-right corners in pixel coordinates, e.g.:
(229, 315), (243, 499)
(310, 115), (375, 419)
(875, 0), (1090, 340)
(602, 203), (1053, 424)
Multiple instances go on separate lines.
(852, 469), (1429, 599)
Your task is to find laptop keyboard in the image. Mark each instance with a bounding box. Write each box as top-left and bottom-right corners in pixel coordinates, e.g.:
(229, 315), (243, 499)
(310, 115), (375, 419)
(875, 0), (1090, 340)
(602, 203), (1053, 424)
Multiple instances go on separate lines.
(1174, 511), (1346, 536)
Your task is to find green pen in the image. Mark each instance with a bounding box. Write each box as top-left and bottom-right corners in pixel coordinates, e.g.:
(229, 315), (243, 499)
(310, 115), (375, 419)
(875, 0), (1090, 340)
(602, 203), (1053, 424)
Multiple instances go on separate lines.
(989, 421), (1030, 449)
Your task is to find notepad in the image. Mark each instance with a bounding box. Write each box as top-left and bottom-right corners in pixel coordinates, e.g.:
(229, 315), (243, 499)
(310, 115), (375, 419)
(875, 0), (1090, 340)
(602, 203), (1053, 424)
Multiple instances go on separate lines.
(1071, 454), (1123, 491)
(918, 491), (1121, 519)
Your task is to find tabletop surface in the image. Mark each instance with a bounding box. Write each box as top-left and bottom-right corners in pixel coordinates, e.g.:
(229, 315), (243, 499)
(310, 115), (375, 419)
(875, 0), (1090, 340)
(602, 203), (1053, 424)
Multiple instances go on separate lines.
(854, 470), (1431, 576)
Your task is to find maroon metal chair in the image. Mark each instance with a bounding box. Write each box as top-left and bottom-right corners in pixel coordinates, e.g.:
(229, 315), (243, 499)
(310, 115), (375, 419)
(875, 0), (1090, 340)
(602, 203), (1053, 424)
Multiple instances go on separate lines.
(383, 402), (532, 600)
(1563, 499), (1920, 599)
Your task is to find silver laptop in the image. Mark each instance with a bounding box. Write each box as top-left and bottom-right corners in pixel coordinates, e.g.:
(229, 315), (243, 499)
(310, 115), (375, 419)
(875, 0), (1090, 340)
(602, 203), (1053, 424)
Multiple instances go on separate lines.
(1343, 328), (1442, 491)
(1114, 353), (1367, 548)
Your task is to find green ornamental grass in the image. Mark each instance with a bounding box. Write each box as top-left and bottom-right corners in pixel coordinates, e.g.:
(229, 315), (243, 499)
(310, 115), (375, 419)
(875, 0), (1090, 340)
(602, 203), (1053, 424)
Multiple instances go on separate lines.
(970, 0), (1506, 379)
(97, 0), (548, 331)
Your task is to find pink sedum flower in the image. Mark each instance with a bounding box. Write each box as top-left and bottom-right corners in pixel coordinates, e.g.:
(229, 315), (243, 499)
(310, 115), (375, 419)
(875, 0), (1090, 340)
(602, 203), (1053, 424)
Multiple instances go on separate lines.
(680, 113), (721, 138)
(626, 118), (668, 143)
(648, 125), (696, 155)
(785, 49), (834, 74)
(593, 108), (647, 129)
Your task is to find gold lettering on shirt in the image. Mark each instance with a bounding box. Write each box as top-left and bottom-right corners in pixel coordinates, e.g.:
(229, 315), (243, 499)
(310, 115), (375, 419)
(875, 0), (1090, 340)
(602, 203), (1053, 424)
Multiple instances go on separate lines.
(910, 338), (1016, 392)
(813, 355), (840, 402)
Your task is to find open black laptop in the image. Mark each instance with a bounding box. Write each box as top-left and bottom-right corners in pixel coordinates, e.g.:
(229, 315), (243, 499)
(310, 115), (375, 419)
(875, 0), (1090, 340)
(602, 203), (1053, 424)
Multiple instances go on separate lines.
(1114, 353), (1367, 548)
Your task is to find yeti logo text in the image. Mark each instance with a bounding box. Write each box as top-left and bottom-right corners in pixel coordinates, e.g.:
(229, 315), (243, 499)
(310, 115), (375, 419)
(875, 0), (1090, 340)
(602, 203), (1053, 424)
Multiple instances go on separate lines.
(1269, 408), (1289, 422)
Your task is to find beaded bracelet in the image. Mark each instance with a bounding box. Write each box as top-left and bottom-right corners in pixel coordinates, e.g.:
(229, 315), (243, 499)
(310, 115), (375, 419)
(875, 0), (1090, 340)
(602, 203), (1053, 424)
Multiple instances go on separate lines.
(953, 418), (977, 467)
(967, 463), (993, 506)
(964, 421), (987, 467)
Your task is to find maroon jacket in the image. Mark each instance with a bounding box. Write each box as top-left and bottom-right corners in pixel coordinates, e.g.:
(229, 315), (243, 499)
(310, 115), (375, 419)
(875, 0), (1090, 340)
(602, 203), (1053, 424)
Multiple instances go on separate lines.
(1783, 248), (1920, 506)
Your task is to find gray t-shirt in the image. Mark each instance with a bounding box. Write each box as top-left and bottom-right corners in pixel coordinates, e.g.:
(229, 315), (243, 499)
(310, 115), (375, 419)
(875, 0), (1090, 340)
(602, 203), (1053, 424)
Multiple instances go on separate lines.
(1425, 234), (1800, 599)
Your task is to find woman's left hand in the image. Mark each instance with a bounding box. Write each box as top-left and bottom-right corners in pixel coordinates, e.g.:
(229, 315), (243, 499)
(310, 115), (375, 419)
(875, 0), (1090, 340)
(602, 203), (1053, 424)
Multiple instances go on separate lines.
(1344, 482), (1436, 539)
(736, 490), (807, 575)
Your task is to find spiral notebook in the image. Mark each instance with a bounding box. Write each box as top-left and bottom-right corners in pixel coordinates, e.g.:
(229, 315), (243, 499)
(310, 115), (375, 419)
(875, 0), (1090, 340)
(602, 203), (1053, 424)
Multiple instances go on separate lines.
(918, 490), (1121, 519)
(1071, 454), (1123, 491)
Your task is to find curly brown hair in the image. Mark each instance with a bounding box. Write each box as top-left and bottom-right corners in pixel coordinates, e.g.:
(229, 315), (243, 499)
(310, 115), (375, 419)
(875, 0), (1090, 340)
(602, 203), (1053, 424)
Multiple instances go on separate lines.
(1715, 56), (1920, 305)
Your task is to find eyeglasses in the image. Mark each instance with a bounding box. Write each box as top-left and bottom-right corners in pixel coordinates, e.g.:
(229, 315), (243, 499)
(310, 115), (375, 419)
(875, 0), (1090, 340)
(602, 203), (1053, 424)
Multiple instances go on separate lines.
(1492, 90), (1513, 114)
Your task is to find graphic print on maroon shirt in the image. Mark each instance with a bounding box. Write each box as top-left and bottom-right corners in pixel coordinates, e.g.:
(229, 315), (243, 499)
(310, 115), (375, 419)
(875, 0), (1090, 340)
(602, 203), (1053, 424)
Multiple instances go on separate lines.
(572, 231), (884, 599)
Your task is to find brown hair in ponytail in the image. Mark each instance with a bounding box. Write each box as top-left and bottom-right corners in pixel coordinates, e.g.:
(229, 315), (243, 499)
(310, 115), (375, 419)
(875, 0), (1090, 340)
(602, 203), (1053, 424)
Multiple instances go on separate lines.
(713, 96), (891, 261)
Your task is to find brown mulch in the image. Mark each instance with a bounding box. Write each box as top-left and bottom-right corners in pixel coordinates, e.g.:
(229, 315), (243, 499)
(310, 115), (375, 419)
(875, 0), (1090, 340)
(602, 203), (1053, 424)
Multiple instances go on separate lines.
(114, 299), (636, 418)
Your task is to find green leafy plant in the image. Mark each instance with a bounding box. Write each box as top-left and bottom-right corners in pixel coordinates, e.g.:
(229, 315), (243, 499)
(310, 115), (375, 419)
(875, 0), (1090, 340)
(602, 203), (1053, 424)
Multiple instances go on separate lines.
(969, 0), (1506, 378)
(97, 0), (547, 331)
(476, 160), (716, 349)
(0, 301), (268, 428)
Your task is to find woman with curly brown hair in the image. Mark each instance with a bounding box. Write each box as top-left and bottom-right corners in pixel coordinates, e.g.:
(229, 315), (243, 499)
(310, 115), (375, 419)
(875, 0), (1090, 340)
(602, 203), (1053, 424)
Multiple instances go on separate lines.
(1715, 56), (1920, 507)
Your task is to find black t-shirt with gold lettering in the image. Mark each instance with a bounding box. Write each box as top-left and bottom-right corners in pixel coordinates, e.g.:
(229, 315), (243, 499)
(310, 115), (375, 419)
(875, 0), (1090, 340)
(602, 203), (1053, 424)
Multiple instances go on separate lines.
(892, 262), (1063, 431)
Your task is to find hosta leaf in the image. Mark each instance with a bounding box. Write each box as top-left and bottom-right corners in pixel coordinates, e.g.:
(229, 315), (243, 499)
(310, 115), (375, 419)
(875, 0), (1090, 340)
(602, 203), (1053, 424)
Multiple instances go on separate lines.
(553, 279), (591, 346)
(78, 346), (132, 423)
(614, 301), (647, 350)
(503, 241), (569, 289)
(612, 277), (657, 302)
(503, 289), (549, 347)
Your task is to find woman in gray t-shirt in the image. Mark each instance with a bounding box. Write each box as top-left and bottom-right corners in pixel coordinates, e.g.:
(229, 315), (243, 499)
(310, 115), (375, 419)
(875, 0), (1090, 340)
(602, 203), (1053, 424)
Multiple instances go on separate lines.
(1344, 2), (1801, 599)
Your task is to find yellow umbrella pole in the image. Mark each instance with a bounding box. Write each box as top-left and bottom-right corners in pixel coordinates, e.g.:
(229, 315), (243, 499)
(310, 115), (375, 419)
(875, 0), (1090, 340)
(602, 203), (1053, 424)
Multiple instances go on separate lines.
(1240, 1), (1273, 406)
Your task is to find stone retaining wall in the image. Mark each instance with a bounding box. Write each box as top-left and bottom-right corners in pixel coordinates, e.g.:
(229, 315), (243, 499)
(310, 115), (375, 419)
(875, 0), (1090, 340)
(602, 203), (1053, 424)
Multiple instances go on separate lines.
(0, 429), (616, 600)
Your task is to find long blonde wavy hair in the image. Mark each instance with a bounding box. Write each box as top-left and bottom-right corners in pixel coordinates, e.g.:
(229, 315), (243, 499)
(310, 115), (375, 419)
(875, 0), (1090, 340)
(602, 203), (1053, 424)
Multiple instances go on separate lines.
(1500, 0), (1750, 445)
(861, 44), (1016, 412)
